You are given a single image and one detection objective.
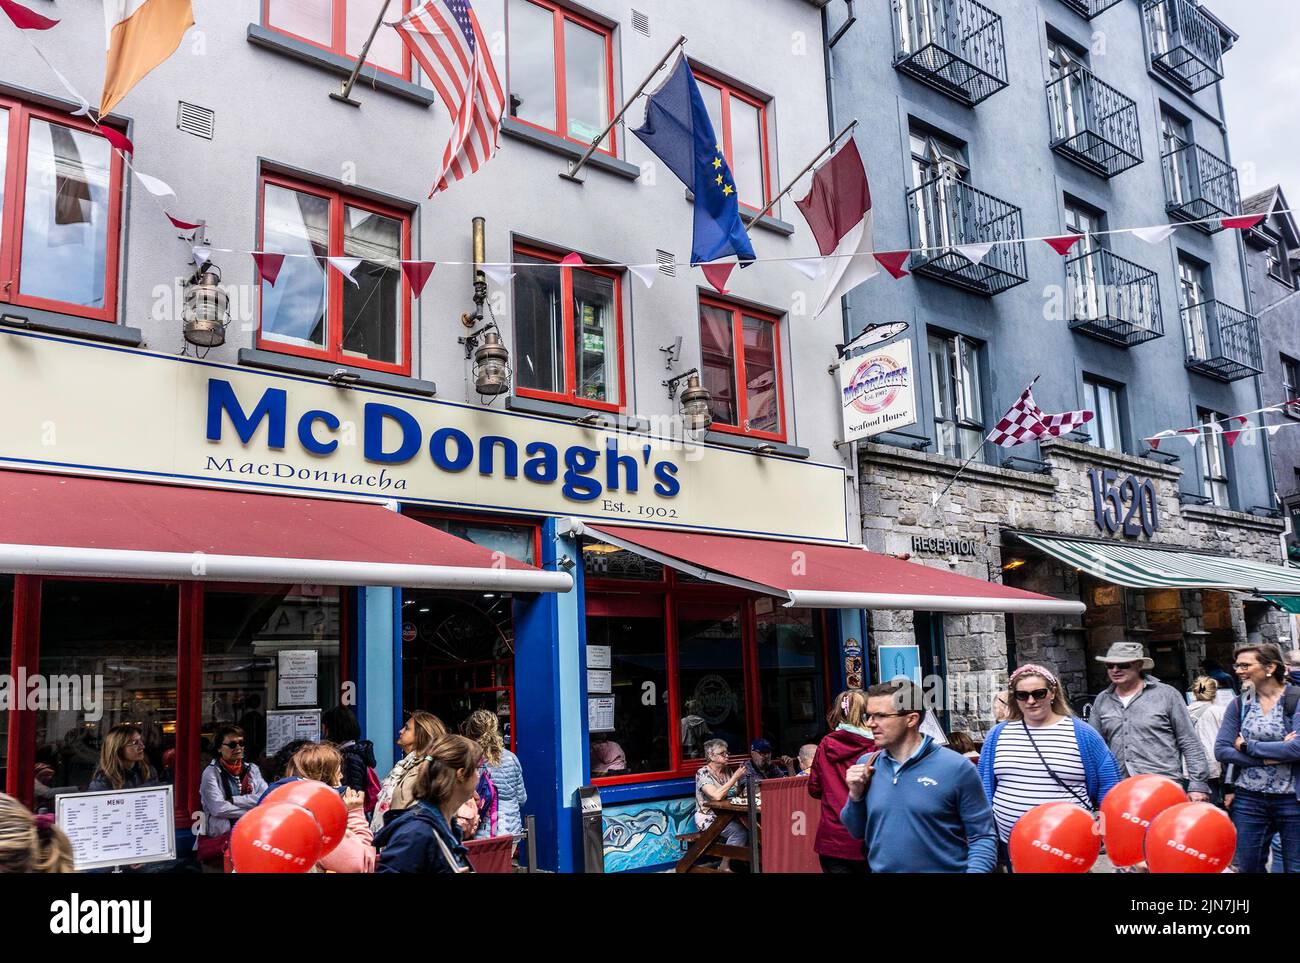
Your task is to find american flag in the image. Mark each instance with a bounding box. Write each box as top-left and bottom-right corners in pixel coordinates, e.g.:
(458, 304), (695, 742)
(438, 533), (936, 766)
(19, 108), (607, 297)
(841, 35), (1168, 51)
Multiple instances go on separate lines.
(395, 0), (506, 196)
(989, 376), (1094, 448)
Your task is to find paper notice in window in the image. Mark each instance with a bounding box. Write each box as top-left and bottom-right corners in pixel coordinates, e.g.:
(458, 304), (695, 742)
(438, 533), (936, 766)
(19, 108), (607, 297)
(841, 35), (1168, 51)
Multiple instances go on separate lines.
(588, 697), (615, 733)
(587, 669), (612, 694)
(279, 649), (319, 678)
(266, 709), (322, 756)
(586, 644), (611, 669)
(277, 674), (318, 707)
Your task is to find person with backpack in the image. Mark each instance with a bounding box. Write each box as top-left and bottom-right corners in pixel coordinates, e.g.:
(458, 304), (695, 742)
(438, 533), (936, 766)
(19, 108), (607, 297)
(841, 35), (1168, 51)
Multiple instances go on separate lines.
(374, 735), (481, 874)
(322, 706), (379, 816)
(1214, 642), (1300, 873)
(977, 664), (1121, 870)
(807, 689), (876, 874)
(198, 724), (267, 869)
(461, 709), (526, 840)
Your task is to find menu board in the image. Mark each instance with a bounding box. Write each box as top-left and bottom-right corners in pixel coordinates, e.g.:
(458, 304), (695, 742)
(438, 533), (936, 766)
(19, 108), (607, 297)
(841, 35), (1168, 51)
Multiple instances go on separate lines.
(266, 709), (322, 756)
(56, 786), (176, 871)
(587, 697), (615, 733)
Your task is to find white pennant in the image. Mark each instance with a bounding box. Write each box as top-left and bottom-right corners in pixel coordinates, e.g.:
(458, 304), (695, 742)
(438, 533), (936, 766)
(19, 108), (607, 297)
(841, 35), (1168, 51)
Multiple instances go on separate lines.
(1267, 423), (1284, 437)
(480, 263), (515, 285)
(1132, 224), (1178, 244)
(191, 245), (212, 266)
(788, 257), (828, 281)
(328, 256), (363, 286)
(628, 264), (658, 290)
(26, 41), (92, 116)
(132, 169), (176, 199)
(957, 242), (995, 264)
(1180, 429), (1202, 447)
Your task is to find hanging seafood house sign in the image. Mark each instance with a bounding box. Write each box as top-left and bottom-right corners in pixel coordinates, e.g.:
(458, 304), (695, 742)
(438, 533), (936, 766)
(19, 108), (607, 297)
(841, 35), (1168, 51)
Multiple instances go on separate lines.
(839, 339), (917, 443)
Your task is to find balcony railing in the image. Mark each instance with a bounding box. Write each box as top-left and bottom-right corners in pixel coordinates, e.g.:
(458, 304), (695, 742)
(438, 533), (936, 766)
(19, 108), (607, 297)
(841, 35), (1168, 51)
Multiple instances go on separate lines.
(1182, 300), (1262, 382)
(1060, 0), (1125, 19)
(1144, 0), (1224, 92)
(1162, 143), (1240, 233)
(1066, 248), (1163, 347)
(906, 176), (1027, 296)
(891, 0), (1009, 106)
(1046, 65), (1143, 178)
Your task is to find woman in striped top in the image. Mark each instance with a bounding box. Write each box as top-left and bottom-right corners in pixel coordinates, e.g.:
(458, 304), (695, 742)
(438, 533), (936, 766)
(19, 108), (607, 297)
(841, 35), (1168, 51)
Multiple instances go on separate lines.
(977, 664), (1121, 871)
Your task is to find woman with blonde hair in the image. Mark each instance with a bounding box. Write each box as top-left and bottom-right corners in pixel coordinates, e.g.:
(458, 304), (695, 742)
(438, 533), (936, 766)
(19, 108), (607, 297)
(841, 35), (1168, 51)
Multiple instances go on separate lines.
(371, 711), (447, 831)
(461, 708), (527, 839)
(374, 735), (482, 873)
(1188, 676), (1226, 799)
(89, 724), (157, 792)
(807, 689), (876, 874)
(0, 793), (73, 873)
(283, 742), (376, 874)
(977, 664), (1121, 870)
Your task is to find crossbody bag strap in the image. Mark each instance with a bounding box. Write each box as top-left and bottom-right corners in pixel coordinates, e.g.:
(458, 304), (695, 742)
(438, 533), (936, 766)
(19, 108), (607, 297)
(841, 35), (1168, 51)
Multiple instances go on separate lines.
(432, 829), (473, 874)
(1022, 721), (1093, 812)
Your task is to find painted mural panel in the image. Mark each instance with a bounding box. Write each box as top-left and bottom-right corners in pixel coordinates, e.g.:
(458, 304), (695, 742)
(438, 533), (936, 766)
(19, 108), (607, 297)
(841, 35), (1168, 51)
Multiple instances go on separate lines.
(601, 797), (694, 872)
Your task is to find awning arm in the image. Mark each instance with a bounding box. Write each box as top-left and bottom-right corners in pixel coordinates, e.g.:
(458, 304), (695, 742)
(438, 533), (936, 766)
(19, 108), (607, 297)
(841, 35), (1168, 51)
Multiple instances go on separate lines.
(785, 588), (1085, 616)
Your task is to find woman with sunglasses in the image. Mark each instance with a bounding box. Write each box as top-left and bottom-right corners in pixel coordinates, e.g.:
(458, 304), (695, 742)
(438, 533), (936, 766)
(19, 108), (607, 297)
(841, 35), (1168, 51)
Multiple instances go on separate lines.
(977, 664), (1121, 870)
(88, 724), (157, 792)
(197, 725), (267, 869)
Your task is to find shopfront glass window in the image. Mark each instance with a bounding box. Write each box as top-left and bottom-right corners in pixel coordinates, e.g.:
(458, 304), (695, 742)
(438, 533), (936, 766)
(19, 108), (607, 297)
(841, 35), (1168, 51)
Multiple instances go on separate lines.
(420, 517), (537, 566)
(262, 183), (330, 350)
(34, 582), (179, 810)
(676, 603), (747, 757)
(341, 205), (402, 366)
(202, 585), (341, 774)
(586, 605), (669, 778)
(0, 577), (11, 792)
(581, 541), (664, 581)
(755, 608), (824, 755)
(20, 119), (112, 309)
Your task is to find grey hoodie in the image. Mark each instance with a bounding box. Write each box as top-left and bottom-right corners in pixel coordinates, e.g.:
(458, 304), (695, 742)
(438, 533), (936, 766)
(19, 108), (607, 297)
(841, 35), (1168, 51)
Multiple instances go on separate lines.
(1090, 675), (1212, 794)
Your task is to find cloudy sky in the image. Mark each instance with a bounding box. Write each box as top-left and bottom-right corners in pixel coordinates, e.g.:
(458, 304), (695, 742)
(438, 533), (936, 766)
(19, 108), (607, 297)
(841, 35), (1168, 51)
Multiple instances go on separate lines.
(1218, 0), (1300, 201)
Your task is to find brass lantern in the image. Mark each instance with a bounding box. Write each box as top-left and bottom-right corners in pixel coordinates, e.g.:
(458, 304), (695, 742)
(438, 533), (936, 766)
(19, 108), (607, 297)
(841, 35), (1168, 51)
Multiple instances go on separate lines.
(665, 368), (713, 433)
(182, 262), (230, 348)
(472, 326), (512, 396)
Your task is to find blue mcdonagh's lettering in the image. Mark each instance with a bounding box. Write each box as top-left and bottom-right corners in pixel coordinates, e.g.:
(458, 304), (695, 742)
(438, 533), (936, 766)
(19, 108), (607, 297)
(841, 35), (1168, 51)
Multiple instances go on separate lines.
(205, 379), (683, 502)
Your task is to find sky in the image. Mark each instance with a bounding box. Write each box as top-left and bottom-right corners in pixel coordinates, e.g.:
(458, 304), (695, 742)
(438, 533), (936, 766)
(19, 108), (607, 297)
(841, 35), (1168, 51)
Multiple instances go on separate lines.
(1218, 0), (1300, 202)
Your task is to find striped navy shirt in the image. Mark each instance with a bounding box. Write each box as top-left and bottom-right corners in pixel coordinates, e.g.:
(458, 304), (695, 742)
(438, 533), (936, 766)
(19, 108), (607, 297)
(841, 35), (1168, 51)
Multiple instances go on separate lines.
(992, 718), (1087, 842)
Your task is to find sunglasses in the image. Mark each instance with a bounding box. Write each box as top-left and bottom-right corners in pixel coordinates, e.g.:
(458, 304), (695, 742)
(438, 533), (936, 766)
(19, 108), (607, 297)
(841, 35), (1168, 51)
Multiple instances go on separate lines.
(221, 740), (245, 749)
(1014, 688), (1051, 703)
(1107, 663), (1139, 671)
(125, 739), (145, 748)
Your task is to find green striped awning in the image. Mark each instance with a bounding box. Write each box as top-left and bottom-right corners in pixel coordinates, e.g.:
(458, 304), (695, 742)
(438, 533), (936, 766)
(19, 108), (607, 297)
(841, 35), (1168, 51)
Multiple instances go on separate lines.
(1014, 533), (1300, 597)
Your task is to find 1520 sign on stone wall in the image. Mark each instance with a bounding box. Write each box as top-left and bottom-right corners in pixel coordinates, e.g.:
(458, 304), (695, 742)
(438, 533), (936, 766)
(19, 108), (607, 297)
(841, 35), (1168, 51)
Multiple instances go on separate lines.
(1088, 469), (1160, 538)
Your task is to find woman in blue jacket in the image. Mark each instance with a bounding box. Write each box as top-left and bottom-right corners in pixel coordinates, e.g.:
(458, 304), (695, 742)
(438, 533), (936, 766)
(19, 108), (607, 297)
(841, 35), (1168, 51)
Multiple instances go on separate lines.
(374, 735), (480, 874)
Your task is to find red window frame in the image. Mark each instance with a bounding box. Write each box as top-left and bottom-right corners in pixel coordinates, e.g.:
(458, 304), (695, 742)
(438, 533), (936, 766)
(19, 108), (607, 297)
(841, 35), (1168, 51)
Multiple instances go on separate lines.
(693, 72), (773, 214)
(698, 295), (787, 442)
(0, 98), (125, 324)
(256, 171), (413, 376)
(512, 243), (627, 414)
(585, 569), (831, 787)
(262, 0), (414, 81)
(506, 0), (617, 155)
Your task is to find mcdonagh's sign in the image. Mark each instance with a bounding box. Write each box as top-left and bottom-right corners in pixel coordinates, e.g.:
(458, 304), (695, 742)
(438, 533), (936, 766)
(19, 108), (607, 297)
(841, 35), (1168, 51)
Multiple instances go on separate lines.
(0, 330), (849, 543)
(839, 339), (917, 443)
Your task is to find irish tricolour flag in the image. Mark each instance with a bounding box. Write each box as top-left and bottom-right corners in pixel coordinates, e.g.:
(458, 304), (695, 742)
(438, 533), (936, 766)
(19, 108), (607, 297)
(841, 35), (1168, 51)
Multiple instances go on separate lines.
(100, 0), (194, 116)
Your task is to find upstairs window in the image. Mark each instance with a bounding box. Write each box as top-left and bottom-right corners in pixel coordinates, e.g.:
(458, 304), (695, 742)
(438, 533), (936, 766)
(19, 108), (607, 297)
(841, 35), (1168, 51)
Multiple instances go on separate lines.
(1282, 355), (1300, 416)
(1265, 232), (1294, 287)
(1082, 377), (1123, 453)
(694, 72), (773, 212)
(264, 1), (414, 78)
(507, 0), (614, 151)
(0, 99), (124, 323)
(1198, 407), (1230, 507)
(927, 331), (984, 462)
(257, 172), (412, 374)
(698, 296), (785, 441)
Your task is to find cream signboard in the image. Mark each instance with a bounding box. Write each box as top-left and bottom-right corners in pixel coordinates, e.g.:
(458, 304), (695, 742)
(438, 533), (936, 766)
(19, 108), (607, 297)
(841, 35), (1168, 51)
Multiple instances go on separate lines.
(839, 339), (917, 443)
(0, 331), (848, 543)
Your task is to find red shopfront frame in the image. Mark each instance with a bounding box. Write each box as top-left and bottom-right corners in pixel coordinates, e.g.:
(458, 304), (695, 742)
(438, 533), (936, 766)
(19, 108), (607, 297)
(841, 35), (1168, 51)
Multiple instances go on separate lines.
(261, 0), (414, 81)
(698, 294), (787, 443)
(693, 71), (774, 216)
(585, 568), (832, 788)
(3, 576), (354, 829)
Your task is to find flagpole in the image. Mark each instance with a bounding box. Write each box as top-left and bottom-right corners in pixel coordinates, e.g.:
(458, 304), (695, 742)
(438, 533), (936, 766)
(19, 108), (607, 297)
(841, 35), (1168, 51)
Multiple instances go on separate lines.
(331, 0), (396, 106)
(560, 35), (687, 183)
(926, 429), (998, 513)
(742, 119), (857, 226)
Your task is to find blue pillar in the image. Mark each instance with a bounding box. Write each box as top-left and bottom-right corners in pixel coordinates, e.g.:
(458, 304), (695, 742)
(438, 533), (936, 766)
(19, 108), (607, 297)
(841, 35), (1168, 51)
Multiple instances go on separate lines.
(361, 586), (397, 775)
(514, 518), (586, 872)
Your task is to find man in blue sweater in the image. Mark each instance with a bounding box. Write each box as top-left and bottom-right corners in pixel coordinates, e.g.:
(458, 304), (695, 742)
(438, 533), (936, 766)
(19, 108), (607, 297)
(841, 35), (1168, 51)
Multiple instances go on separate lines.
(841, 680), (997, 873)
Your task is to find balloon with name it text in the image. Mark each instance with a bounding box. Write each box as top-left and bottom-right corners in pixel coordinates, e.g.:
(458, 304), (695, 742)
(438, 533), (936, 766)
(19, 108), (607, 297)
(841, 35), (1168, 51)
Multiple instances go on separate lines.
(1009, 802), (1100, 873)
(1099, 774), (1188, 867)
(230, 803), (323, 874)
(1144, 802), (1235, 874)
(263, 779), (348, 856)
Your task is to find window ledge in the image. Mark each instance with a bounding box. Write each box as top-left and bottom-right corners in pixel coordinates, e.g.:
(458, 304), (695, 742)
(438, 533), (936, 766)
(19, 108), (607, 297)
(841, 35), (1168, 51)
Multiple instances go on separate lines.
(500, 118), (642, 181)
(237, 348), (436, 396)
(246, 24), (437, 108)
(703, 431), (809, 459)
(0, 308), (143, 347)
(1180, 502), (1285, 534)
(684, 189), (796, 237)
(506, 394), (649, 432)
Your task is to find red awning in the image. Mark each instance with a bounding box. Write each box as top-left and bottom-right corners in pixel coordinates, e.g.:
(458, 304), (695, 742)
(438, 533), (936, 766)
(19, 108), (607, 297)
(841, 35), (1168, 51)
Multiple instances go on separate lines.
(0, 471), (571, 592)
(580, 523), (1082, 615)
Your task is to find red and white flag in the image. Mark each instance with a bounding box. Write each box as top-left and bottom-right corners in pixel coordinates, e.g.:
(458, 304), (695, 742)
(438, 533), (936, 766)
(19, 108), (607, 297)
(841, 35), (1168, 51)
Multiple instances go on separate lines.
(795, 138), (877, 318)
(395, 0), (506, 197)
(989, 376), (1093, 448)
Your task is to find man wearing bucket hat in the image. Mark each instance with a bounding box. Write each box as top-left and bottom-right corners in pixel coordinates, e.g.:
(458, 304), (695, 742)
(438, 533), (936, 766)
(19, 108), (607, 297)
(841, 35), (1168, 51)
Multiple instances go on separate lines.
(1089, 641), (1212, 801)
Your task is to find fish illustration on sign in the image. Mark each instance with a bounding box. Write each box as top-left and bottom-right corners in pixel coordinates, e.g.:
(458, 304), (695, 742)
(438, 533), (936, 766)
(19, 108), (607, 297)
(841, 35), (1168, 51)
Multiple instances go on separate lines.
(836, 321), (909, 359)
(603, 809), (670, 854)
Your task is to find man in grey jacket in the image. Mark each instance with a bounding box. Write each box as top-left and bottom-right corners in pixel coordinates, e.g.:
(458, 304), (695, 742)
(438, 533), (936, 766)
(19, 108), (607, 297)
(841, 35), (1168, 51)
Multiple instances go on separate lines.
(1089, 642), (1212, 801)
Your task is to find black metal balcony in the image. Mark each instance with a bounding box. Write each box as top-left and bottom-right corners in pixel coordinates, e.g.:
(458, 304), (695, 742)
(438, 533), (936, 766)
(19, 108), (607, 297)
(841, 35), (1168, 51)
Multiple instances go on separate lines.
(1143, 0), (1224, 92)
(890, 0), (1009, 106)
(1046, 66), (1143, 178)
(1182, 300), (1261, 382)
(1059, 0), (1124, 19)
(906, 177), (1027, 296)
(1162, 143), (1240, 234)
(1066, 248), (1163, 347)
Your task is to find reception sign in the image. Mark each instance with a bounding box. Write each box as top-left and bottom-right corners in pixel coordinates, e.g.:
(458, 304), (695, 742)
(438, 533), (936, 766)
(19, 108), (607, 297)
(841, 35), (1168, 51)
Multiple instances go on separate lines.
(0, 330), (848, 542)
(839, 339), (917, 442)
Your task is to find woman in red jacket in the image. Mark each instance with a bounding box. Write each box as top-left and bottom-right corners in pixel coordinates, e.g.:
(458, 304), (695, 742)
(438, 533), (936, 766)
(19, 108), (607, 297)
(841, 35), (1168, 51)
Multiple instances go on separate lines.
(807, 689), (876, 874)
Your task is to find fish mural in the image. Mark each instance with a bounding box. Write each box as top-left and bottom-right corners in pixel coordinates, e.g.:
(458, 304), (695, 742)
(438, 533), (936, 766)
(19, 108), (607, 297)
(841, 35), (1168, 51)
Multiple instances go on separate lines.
(602, 798), (696, 872)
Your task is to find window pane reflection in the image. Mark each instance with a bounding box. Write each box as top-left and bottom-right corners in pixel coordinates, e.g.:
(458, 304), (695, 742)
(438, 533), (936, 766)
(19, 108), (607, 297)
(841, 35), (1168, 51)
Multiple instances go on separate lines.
(699, 304), (737, 426)
(513, 254), (564, 395)
(342, 205), (402, 365)
(346, 0), (405, 73)
(677, 603), (746, 757)
(756, 609), (824, 756)
(572, 270), (618, 404)
(587, 612), (668, 777)
(563, 19), (608, 142)
(508, 0), (557, 131)
(730, 98), (765, 206)
(266, 0), (332, 45)
(742, 315), (778, 433)
(262, 184), (329, 349)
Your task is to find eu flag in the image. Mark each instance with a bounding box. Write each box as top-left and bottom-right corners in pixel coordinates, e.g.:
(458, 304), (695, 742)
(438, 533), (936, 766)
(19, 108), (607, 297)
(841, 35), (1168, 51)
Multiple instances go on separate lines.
(633, 56), (756, 267)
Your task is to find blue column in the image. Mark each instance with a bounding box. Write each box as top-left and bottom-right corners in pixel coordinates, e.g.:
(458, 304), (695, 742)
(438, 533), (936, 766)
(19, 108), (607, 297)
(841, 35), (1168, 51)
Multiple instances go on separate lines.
(361, 586), (397, 775)
(513, 518), (586, 872)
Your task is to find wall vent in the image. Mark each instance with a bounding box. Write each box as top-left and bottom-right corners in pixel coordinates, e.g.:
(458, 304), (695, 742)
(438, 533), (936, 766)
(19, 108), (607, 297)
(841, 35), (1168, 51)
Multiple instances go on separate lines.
(656, 250), (676, 277)
(177, 101), (215, 140)
(631, 9), (650, 36)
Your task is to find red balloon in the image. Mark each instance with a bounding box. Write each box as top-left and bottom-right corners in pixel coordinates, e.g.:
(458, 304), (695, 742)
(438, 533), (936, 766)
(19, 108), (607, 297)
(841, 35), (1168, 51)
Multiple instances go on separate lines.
(263, 780), (348, 856)
(1145, 802), (1236, 874)
(230, 803), (323, 874)
(1009, 802), (1100, 873)
(1100, 774), (1188, 867)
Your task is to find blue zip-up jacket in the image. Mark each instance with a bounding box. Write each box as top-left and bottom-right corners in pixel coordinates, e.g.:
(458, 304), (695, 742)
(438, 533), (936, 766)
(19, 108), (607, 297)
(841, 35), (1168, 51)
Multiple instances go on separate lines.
(978, 718), (1122, 809)
(374, 800), (469, 873)
(839, 737), (997, 873)
(1214, 685), (1300, 801)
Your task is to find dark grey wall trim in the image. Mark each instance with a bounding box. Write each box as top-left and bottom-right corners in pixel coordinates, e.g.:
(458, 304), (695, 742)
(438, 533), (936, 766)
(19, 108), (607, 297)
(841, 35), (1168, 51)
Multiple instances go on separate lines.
(501, 118), (642, 181)
(238, 347), (436, 396)
(506, 394), (649, 432)
(246, 24), (437, 108)
(0, 310), (143, 347)
(703, 431), (810, 459)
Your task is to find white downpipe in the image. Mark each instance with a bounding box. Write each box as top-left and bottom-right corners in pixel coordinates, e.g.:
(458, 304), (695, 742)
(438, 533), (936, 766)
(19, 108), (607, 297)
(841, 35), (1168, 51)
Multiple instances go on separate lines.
(785, 589), (1086, 616)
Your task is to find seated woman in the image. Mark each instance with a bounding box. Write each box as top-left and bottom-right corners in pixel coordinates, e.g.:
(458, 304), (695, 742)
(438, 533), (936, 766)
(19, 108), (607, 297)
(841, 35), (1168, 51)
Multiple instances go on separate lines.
(695, 738), (749, 872)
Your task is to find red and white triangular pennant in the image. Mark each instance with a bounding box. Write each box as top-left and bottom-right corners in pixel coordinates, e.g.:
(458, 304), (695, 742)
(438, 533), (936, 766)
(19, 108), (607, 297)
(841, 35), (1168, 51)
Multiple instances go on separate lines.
(401, 261), (437, 298)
